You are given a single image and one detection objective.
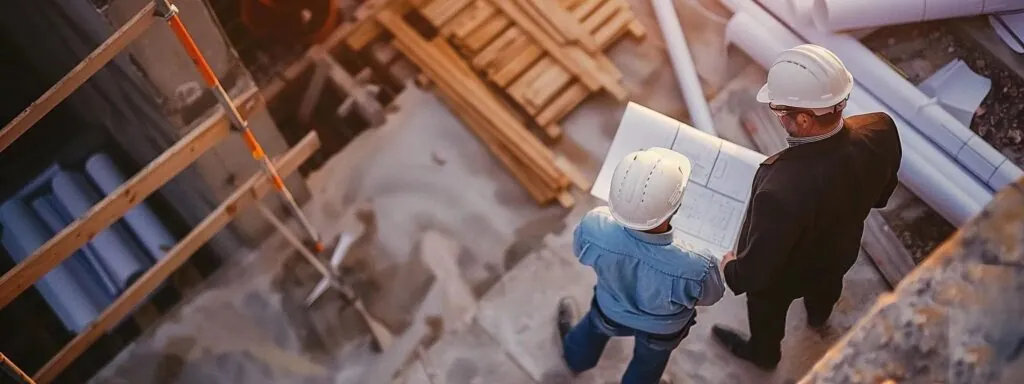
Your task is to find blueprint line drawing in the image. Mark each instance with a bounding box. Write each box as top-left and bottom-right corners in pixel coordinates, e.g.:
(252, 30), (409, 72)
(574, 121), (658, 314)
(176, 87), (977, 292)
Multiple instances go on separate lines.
(592, 103), (767, 260)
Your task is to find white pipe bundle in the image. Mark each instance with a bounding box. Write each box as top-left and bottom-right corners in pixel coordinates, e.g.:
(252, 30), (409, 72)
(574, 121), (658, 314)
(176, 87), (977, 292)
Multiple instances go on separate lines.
(31, 195), (119, 299)
(52, 170), (151, 291)
(810, 0), (1024, 33)
(651, 0), (717, 136)
(723, 0), (991, 225)
(758, 0), (1022, 192)
(0, 201), (108, 334)
(86, 153), (177, 262)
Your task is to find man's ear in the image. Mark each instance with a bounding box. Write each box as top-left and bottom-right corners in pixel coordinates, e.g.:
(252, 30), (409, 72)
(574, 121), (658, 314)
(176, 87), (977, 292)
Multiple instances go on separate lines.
(795, 112), (812, 129)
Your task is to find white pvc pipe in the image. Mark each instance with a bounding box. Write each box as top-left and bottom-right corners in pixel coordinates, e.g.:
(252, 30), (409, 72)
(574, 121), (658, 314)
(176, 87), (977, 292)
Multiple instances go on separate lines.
(723, 3), (990, 225)
(759, 0), (1023, 193)
(651, 0), (717, 136)
(1, 201), (108, 334)
(811, 0), (1024, 33)
(52, 170), (151, 292)
(85, 153), (177, 262)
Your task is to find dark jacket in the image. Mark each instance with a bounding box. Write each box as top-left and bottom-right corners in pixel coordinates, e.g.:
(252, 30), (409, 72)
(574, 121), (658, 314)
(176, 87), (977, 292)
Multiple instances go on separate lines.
(723, 113), (902, 297)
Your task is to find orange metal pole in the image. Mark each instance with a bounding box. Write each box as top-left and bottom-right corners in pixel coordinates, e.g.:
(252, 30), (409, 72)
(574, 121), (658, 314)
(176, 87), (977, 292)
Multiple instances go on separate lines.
(157, 1), (325, 252)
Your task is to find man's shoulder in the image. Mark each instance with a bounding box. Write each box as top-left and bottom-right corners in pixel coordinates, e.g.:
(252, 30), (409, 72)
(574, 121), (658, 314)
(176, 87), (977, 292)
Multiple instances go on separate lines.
(576, 206), (623, 236)
(846, 112), (900, 142)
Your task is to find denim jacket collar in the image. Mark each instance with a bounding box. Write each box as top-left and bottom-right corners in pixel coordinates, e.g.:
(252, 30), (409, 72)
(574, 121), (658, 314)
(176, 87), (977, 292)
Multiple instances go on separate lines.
(626, 227), (674, 246)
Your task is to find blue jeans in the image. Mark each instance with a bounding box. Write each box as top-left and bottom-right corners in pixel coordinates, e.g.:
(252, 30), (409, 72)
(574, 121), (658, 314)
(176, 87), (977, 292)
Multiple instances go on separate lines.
(562, 300), (695, 384)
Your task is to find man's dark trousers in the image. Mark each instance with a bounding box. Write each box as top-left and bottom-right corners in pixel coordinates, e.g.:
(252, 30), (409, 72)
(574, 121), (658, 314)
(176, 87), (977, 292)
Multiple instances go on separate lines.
(562, 300), (695, 384)
(747, 278), (843, 362)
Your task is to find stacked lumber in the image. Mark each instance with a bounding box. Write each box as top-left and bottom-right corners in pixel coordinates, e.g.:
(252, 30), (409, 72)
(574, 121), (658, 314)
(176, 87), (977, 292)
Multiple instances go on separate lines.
(341, 0), (644, 206)
(420, 0), (643, 138)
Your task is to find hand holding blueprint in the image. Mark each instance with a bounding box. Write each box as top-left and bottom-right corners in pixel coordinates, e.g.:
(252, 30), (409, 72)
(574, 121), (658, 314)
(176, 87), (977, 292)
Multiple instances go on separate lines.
(591, 103), (767, 260)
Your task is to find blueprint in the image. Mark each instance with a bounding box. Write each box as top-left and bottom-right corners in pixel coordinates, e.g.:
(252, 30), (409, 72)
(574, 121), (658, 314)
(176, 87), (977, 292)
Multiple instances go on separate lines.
(592, 103), (767, 260)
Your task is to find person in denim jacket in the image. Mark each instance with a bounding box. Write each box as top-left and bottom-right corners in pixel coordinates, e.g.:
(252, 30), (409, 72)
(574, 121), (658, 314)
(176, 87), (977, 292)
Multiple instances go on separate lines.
(557, 147), (726, 384)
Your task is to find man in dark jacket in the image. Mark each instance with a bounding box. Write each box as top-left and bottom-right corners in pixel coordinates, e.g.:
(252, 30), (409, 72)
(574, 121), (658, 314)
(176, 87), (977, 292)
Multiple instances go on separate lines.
(711, 44), (903, 370)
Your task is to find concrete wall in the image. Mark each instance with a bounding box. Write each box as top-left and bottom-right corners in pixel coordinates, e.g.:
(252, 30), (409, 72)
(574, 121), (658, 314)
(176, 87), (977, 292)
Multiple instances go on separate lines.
(103, 0), (311, 247)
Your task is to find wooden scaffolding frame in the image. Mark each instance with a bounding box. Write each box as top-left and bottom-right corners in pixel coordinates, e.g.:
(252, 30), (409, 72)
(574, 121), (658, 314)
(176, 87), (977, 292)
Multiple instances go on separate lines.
(0, 2), (322, 382)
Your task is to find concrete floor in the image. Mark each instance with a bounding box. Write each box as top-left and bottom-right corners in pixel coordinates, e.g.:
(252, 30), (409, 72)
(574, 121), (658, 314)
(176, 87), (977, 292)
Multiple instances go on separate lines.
(90, 0), (891, 382)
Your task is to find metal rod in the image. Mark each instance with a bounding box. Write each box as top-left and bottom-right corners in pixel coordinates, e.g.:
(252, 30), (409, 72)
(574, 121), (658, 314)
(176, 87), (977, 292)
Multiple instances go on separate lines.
(159, 0), (325, 252)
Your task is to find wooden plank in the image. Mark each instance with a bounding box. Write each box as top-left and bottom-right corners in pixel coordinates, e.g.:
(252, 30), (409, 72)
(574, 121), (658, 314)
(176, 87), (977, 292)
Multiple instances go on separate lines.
(449, 1), (497, 39)
(580, 0), (619, 34)
(421, 0), (474, 27)
(540, 123), (563, 142)
(0, 3), (156, 154)
(506, 61), (554, 115)
(461, 14), (512, 53)
(535, 83), (589, 126)
(523, 61), (575, 109)
(554, 155), (592, 190)
(346, 0), (414, 51)
(861, 212), (917, 288)
(0, 88), (263, 312)
(525, 0), (599, 52)
(513, 0), (569, 45)
(572, 0), (605, 19)
(485, 0), (616, 93)
(315, 49), (386, 126)
(33, 130), (321, 384)
(592, 6), (633, 46)
(489, 41), (544, 87)
(486, 0), (624, 88)
(296, 60), (330, 124)
(472, 28), (523, 69)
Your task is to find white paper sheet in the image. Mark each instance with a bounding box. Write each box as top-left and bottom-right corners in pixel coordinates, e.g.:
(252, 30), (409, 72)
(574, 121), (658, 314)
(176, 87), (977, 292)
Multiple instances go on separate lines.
(592, 103), (767, 259)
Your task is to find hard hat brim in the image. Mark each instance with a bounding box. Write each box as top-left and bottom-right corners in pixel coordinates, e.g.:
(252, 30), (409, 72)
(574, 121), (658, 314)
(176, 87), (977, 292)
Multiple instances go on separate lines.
(755, 83), (772, 104)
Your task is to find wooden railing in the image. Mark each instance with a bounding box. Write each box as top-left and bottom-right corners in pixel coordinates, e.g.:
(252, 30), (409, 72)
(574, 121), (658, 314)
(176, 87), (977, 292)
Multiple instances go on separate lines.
(0, 2), (322, 382)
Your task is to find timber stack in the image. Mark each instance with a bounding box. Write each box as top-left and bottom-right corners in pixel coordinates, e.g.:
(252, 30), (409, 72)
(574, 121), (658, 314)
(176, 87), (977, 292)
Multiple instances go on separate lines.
(337, 0), (645, 206)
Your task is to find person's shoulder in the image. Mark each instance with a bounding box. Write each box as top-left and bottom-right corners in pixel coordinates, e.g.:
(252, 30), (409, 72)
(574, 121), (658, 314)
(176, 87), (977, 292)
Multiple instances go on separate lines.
(846, 112), (899, 140)
(579, 206), (623, 234)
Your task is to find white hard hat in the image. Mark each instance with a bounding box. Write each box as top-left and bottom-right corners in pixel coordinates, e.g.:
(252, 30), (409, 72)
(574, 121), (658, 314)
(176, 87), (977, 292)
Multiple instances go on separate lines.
(608, 147), (692, 231)
(756, 44), (853, 111)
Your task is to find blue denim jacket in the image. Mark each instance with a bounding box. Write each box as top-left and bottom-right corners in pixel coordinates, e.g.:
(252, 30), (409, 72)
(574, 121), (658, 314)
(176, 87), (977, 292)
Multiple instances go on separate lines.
(573, 207), (726, 334)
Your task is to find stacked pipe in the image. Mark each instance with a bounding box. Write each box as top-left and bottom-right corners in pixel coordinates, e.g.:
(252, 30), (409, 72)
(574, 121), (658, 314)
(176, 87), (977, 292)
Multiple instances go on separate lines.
(809, 0), (1024, 32)
(722, 0), (992, 226)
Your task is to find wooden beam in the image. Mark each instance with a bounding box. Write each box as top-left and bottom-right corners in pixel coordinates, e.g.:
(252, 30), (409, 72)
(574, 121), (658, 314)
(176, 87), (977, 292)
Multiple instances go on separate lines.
(861, 212), (917, 288)
(314, 48), (387, 126)
(33, 131), (322, 384)
(0, 88), (263, 312)
(0, 3), (156, 154)
(484, 0), (620, 94)
(524, 0), (599, 52)
(297, 61), (330, 124)
(514, 0), (570, 45)
(346, 0), (414, 51)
